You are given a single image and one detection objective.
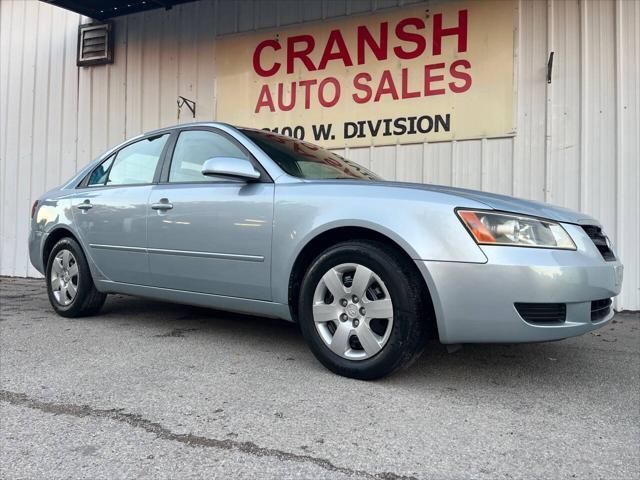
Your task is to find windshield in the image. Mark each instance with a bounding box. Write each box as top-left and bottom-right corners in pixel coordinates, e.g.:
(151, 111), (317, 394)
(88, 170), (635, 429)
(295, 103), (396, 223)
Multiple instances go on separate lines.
(241, 129), (380, 181)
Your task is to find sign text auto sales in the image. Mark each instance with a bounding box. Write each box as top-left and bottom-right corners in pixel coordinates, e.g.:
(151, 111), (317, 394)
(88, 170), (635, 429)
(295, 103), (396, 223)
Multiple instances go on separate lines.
(216, 1), (515, 147)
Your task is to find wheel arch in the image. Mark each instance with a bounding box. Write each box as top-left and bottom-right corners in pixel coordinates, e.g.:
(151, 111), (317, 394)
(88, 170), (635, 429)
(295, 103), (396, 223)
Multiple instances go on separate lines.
(287, 225), (438, 338)
(42, 227), (82, 268)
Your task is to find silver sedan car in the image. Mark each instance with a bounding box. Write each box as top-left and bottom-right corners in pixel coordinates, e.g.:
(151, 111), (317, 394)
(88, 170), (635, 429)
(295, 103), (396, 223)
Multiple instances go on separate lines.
(29, 123), (624, 379)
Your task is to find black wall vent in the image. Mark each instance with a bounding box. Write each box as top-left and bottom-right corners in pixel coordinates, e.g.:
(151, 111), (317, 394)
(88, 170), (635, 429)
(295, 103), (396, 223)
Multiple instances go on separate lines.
(77, 22), (114, 67)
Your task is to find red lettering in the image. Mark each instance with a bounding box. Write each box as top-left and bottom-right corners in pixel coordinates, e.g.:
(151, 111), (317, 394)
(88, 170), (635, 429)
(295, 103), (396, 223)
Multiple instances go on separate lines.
(433, 9), (468, 55)
(318, 77), (340, 107)
(374, 70), (398, 102)
(293, 141), (321, 158)
(302, 140), (320, 150)
(253, 39), (281, 77)
(264, 133), (287, 143)
(401, 68), (420, 99)
(287, 35), (316, 74)
(424, 63), (446, 96)
(449, 59), (472, 93)
(298, 79), (318, 109)
(323, 157), (343, 168)
(356, 23), (388, 64)
(352, 72), (373, 104)
(277, 82), (296, 111)
(318, 30), (353, 70)
(255, 85), (275, 113)
(393, 18), (426, 60)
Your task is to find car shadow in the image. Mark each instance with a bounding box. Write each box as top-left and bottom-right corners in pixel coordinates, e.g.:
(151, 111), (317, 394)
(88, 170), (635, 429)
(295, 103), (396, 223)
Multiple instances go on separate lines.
(98, 293), (626, 391)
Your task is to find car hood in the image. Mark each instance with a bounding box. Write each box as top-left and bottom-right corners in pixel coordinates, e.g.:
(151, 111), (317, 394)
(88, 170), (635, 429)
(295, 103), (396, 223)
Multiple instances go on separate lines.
(301, 177), (598, 224)
(385, 182), (599, 225)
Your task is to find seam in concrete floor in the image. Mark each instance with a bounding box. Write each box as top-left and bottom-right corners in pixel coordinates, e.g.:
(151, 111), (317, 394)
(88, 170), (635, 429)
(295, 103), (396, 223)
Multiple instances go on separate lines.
(0, 390), (417, 480)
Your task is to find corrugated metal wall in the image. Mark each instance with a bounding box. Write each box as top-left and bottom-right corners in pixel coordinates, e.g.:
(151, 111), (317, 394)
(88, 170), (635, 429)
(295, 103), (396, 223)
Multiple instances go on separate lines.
(1, 0), (638, 310)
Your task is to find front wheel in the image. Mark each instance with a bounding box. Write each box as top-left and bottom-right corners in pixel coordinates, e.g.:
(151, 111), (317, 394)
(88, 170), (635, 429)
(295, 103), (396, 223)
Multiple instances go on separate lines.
(298, 240), (430, 380)
(45, 237), (107, 317)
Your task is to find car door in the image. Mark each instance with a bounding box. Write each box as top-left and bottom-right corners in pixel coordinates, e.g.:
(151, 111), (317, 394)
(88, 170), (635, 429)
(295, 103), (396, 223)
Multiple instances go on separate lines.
(71, 133), (171, 285)
(147, 128), (274, 301)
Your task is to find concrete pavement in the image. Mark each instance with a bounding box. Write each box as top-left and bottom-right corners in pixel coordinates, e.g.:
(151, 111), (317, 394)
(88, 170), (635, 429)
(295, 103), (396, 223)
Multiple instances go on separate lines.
(1, 277), (638, 479)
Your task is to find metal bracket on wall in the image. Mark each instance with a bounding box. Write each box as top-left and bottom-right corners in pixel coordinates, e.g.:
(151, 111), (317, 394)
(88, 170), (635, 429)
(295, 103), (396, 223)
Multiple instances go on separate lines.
(547, 51), (554, 84)
(177, 96), (196, 119)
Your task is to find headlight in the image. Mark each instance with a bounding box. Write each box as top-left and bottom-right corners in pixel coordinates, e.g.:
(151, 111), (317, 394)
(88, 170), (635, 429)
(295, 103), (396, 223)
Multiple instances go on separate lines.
(457, 210), (576, 250)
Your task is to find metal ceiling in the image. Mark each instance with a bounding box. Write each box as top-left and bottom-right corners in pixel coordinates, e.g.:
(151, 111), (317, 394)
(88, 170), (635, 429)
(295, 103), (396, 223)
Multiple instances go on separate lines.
(43, 0), (198, 20)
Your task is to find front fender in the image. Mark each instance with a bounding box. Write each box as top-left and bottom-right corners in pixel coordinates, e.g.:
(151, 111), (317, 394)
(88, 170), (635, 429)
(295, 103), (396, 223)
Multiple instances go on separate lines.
(270, 182), (488, 305)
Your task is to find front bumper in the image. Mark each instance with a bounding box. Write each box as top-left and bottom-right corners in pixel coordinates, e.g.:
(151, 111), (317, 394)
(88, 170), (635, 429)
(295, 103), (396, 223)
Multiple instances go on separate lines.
(416, 224), (623, 344)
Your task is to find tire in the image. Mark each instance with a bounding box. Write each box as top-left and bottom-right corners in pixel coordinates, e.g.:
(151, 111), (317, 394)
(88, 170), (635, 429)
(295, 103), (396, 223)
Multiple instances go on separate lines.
(45, 237), (107, 317)
(298, 240), (430, 380)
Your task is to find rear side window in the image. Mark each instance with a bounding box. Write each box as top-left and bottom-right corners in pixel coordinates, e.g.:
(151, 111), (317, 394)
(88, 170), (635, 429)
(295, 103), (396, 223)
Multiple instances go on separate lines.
(107, 134), (169, 185)
(169, 130), (250, 183)
(87, 134), (169, 187)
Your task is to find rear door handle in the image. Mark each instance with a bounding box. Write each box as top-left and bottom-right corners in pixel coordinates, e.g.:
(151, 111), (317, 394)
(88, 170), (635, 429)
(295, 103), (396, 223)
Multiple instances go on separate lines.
(78, 200), (93, 210)
(151, 199), (173, 211)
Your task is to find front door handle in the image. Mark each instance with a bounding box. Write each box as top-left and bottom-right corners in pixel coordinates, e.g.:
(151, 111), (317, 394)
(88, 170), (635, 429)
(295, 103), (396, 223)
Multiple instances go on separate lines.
(77, 200), (93, 210)
(151, 199), (173, 211)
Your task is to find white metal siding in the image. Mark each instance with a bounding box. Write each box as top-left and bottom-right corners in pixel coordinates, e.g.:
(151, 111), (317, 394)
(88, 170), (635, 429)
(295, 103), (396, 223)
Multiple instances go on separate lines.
(1, 0), (638, 309)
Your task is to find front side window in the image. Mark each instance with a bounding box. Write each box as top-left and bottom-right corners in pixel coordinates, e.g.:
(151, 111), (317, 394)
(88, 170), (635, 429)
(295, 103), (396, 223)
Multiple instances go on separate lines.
(100, 134), (169, 186)
(87, 154), (115, 186)
(169, 130), (250, 183)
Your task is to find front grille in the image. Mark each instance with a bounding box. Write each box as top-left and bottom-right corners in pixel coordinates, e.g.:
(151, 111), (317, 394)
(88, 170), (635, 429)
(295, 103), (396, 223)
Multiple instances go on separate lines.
(515, 303), (566, 324)
(581, 225), (616, 261)
(591, 298), (612, 322)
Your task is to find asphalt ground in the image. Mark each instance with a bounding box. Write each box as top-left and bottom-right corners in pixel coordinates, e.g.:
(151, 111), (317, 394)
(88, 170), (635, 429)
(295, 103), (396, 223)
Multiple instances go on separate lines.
(1, 276), (638, 480)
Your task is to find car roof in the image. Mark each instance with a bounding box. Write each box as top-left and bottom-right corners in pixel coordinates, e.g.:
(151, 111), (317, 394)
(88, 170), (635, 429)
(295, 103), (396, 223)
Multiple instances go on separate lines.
(141, 121), (235, 138)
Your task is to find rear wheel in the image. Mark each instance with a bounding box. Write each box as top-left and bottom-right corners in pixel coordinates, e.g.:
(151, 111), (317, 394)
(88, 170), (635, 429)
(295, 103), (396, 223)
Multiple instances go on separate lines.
(298, 240), (429, 380)
(46, 237), (106, 317)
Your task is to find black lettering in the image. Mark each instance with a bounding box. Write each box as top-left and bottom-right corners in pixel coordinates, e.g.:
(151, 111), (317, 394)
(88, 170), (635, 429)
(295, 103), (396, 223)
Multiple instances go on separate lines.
(367, 119), (382, 137)
(293, 126), (305, 140)
(343, 122), (357, 139)
(407, 116), (417, 135)
(383, 118), (393, 136)
(417, 115), (433, 133)
(393, 117), (407, 135)
(313, 123), (333, 140)
(434, 114), (450, 132)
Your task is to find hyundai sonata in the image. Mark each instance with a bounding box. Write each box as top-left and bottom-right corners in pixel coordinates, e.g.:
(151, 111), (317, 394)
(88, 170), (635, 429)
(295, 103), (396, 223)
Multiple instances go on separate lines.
(29, 123), (624, 379)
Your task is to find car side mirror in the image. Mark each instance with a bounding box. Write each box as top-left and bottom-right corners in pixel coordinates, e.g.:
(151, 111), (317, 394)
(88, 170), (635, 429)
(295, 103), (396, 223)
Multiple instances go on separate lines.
(201, 157), (261, 181)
